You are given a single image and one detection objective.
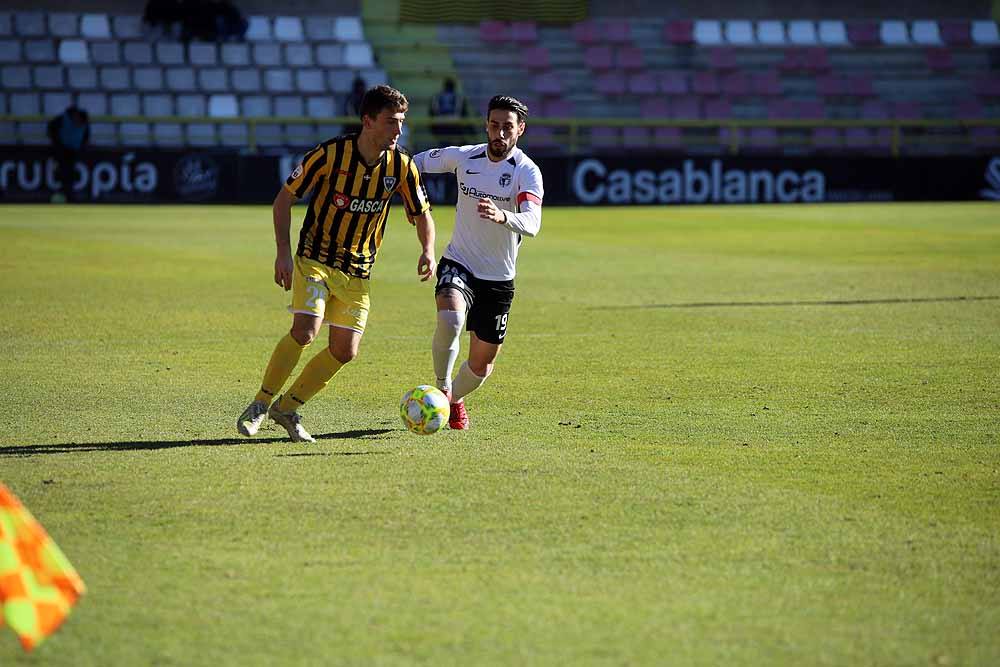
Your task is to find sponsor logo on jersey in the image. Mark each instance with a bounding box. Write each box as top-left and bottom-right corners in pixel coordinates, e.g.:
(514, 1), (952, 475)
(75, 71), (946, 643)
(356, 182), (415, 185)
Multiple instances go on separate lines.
(429, 149), (442, 158)
(459, 182), (511, 202)
(331, 192), (388, 213)
(465, 169), (480, 175)
(499, 173), (512, 187)
(383, 176), (397, 190)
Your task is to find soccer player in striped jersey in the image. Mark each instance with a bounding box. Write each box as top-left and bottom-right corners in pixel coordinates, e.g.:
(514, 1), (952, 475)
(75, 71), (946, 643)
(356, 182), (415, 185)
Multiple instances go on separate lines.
(412, 95), (543, 430)
(237, 85), (437, 442)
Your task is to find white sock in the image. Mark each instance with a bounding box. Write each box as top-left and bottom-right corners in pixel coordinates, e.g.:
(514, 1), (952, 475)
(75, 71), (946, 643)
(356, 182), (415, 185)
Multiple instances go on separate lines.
(452, 361), (487, 403)
(432, 310), (464, 391)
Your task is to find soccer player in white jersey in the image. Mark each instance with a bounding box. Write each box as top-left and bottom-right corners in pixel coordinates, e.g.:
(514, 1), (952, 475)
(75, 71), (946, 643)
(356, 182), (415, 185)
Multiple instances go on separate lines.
(412, 95), (543, 430)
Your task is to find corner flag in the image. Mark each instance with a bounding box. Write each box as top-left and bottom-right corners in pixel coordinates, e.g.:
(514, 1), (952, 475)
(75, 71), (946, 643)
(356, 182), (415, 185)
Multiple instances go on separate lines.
(0, 483), (85, 651)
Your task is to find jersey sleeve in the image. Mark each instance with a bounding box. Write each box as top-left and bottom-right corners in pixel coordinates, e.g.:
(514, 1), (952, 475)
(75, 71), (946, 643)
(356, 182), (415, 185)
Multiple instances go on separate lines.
(412, 145), (477, 174)
(399, 154), (431, 217)
(504, 161), (543, 238)
(283, 144), (329, 199)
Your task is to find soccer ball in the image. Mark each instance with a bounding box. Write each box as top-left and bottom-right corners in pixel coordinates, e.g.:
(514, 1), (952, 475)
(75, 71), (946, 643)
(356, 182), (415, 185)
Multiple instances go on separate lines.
(399, 385), (450, 435)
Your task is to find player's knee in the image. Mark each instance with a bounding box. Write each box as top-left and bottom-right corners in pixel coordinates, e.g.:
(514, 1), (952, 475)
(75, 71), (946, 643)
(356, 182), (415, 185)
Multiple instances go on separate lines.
(468, 359), (493, 378)
(329, 345), (358, 365)
(290, 327), (317, 346)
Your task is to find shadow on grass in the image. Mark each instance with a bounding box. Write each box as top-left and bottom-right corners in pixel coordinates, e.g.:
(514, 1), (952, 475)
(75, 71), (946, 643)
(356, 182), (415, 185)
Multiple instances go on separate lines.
(594, 295), (999, 310)
(0, 428), (396, 457)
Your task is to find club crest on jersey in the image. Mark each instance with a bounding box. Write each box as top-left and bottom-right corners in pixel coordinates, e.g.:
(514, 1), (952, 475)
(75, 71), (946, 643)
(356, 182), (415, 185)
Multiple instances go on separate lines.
(383, 176), (397, 190)
(429, 149), (442, 158)
(333, 192), (350, 209)
(499, 173), (512, 187)
(290, 164), (303, 179)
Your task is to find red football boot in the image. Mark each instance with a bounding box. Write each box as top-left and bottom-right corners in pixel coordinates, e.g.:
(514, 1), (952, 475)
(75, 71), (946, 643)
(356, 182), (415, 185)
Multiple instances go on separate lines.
(449, 399), (469, 430)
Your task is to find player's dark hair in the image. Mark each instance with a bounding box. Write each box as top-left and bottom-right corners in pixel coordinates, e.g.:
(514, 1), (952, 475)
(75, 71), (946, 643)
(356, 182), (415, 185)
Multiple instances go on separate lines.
(487, 95), (529, 123)
(359, 85), (409, 120)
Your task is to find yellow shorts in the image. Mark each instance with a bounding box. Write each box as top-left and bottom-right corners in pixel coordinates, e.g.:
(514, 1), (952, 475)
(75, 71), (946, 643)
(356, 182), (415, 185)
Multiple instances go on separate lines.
(289, 256), (370, 334)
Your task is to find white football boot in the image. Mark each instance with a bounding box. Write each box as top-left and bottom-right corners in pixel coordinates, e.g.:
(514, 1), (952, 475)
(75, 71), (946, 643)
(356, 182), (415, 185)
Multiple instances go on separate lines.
(268, 398), (316, 443)
(236, 400), (270, 437)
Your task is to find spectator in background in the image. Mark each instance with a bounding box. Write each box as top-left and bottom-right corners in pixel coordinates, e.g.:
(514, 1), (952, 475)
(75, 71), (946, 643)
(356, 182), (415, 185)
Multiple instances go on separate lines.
(143, 0), (185, 39)
(144, 0), (246, 42)
(343, 74), (367, 134)
(429, 78), (470, 144)
(46, 106), (90, 204)
(212, 0), (248, 41)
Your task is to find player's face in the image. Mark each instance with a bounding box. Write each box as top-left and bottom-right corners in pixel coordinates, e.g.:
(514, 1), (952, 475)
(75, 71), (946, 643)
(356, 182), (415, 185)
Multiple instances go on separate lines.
(364, 108), (405, 151)
(486, 110), (524, 160)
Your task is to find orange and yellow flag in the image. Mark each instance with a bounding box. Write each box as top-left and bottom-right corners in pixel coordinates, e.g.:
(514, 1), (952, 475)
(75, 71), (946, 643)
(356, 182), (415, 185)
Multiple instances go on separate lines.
(0, 483), (85, 651)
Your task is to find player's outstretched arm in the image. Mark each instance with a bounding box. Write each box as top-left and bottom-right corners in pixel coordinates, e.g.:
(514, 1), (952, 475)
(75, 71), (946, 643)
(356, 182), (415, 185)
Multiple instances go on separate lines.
(272, 187), (296, 290)
(411, 211), (437, 282)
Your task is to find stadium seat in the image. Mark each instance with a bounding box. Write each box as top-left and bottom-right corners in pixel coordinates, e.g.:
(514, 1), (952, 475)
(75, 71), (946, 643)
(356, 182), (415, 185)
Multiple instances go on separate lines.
(221, 43), (251, 66)
(846, 22), (879, 46)
(80, 14), (111, 39)
(156, 42), (185, 66)
(926, 48), (953, 71)
(595, 72), (626, 96)
(693, 20), (723, 45)
(703, 98), (732, 119)
(531, 72), (563, 96)
(246, 16), (271, 41)
(622, 126), (651, 148)
(756, 21), (785, 45)
(264, 69), (293, 93)
(627, 72), (657, 95)
(604, 19), (631, 43)
(209, 94), (238, 117)
(521, 46), (550, 70)
(818, 20), (848, 45)
(306, 96), (335, 118)
(746, 127), (778, 148)
(316, 43), (343, 67)
(362, 68), (387, 86)
(816, 75), (843, 96)
(119, 122), (151, 147)
(187, 123), (216, 146)
(305, 16), (335, 41)
(846, 74), (874, 97)
(110, 93), (140, 116)
(652, 126), (683, 148)
(720, 71), (750, 96)
(754, 69), (782, 96)
(14, 12), (46, 37)
(591, 126), (618, 148)
(198, 68), (229, 93)
(479, 20), (508, 43)
(0, 92), (6, 115)
(510, 21), (538, 43)
(861, 99), (889, 119)
(797, 100), (826, 119)
(663, 20), (694, 45)
(880, 21), (909, 45)
(334, 17), (364, 42)
(692, 71), (719, 95)
(285, 124), (318, 147)
(974, 76), (1000, 96)
(939, 21), (971, 46)
(133, 67), (164, 91)
(25, 39), (56, 63)
(659, 70), (689, 95)
(328, 70), (354, 93)
(77, 92), (107, 115)
(89, 122), (117, 146)
(0, 39), (20, 63)
(724, 20), (754, 45)
(0, 14), (9, 38)
(285, 44), (313, 67)
(255, 122), (284, 147)
(33, 64), (63, 89)
(344, 43), (373, 68)
(788, 20), (818, 45)
(804, 47), (830, 71)
(274, 17), (304, 42)
(767, 99), (793, 119)
(640, 97), (670, 118)
(241, 95), (271, 117)
(112, 15), (143, 39)
(892, 101), (923, 119)
(971, 20), (1000, 45)
(811, 127), (841, 149)
(17, 121), (47, 145)
(616, 47), (644, 70)
(274, 96), (303, 117)
(910, 20), (942, 45)
(67, 66), (98, 90)
(956, 99), (984, 118)
(48, 13), (79, 37)
(709, 47), (737, 69)
(165, 67), (196, 92)
(189, 43), (217, 66)
(671, 96), (700, 119)
(10, 92), (39, 115)
(253, 43), (282, 67)
(583, 45), (613, 70)
(123, 41), (153, 65)
(571, 20), (599, 45)
(142, 94), (173, 117)
(153, 122), (184, 147)
(220, 122), (248, 147)
(542, 98), (574, 117)
(91, 42), (121, 65)
(295, 69), (326, 93)
(176, 93), (206, 116)
(1, 65), (31, 89)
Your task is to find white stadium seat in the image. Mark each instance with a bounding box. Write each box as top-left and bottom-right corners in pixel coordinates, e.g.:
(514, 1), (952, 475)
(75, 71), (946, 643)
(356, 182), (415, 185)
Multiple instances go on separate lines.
(48, 13), (80, 37)
(120, 122), (151, 146)
(264, 69), (293, 93)
(285, 44), (313, 67)
(134, 67), (165, 91)
(10, 92), (39, 115)
(724, 20), (754, 45)
(295, 69), (325, 93)
(361, 68), (387, 86)
(971, 20), (1000, 45)
(306, 97), (335, 118)
(189, 43), (217, 66)
(220, 122), (248, 147)
(80, 14), (111, 39)
(187, 123), (216, 146)
(77, 92), (108, 115)
(881, 20), (909, 45)
(328, 70), (354, 93)
(788, 20), (818, 45)
(156, 42), (185, 65)
(344, 43), (373, 68)
(231, 68), (262, 92)
(198, 68), (229, 93)
(90, 122), (117, 146)
(316, 43), (343, 67)
(142, 94), (173, 116)
(112, 15), (143, 39)
(123, 41), (153, 65)
(693, 20), (723, 45)
(274, 96), (304, 116)
(25, 39), (56, 62)
(252, 43), (282, 66)
(910, 20), (942, 45)
(756, 21), (785, 45)
(67, 66), (98, 90)
(91, 42), (121, 64)
(305, 17), (335, 41)
(110, 93), (140, 116)
(153, 122), (184, 146)
(274, 17), (304, 41)
(221, 43), (250, 66)
(818, 20), (848, 46)
(165, 67), (196, 92)
(34, 65), (65, 89)
(241, 95), (271, 117)
(43, 92), (73, 115)
(245, 16), (271, 41)
(334, 17), (364, 42)
(208, 94), (238, 117)
(176, 94), (206, 116)
(58, 40), (89, 64)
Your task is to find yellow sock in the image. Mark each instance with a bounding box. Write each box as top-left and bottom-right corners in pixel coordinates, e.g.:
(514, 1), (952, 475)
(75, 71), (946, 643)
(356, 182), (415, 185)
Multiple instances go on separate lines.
(255, 333), (308, 404)
(278, 348), (344, 411)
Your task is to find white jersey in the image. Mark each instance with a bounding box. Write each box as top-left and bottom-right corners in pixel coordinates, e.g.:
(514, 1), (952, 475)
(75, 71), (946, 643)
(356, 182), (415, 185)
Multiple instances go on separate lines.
(413, 144), (543, 281)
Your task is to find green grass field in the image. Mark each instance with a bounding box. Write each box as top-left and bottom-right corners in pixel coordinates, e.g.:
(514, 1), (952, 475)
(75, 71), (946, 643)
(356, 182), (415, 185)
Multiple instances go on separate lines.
(1, 202), (998, 666)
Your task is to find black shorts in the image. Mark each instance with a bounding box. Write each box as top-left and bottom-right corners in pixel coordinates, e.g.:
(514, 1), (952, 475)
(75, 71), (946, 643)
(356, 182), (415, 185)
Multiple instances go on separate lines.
(435, 258), (515, 344)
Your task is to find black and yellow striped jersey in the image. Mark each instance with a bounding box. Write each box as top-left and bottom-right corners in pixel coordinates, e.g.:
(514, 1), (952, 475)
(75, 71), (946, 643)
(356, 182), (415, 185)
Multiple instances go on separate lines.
(283, 133), (430, 279)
